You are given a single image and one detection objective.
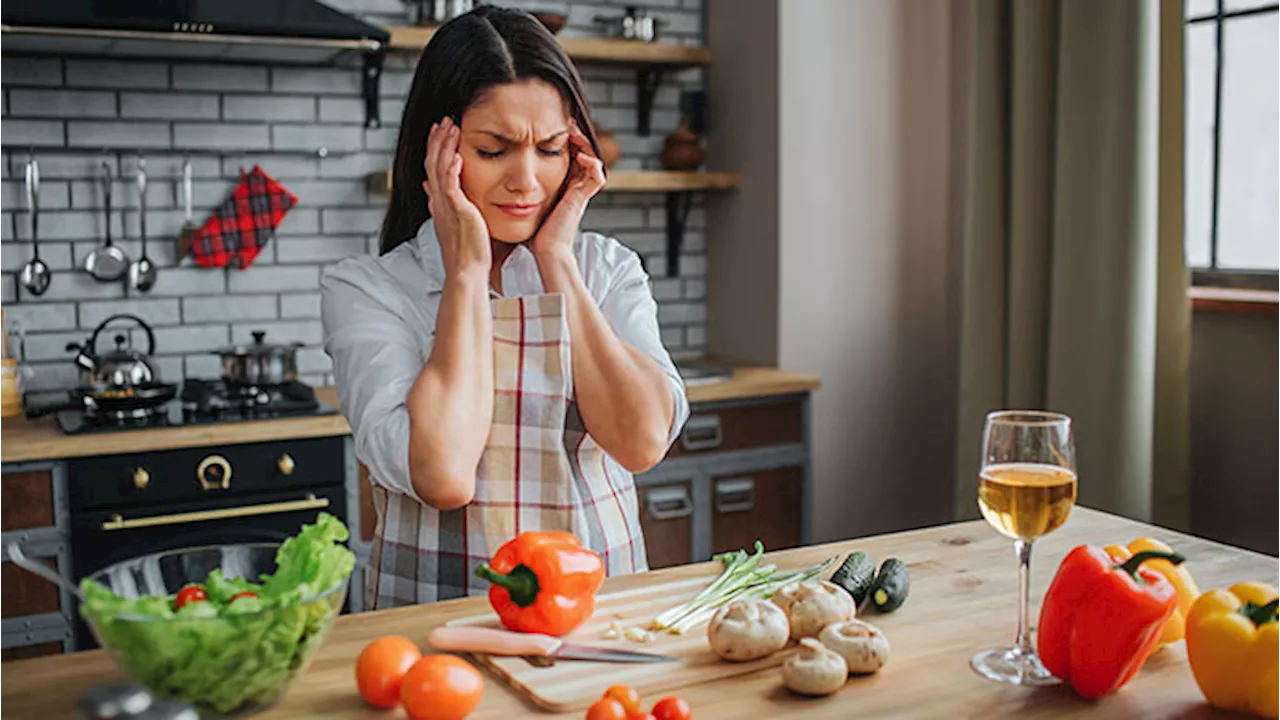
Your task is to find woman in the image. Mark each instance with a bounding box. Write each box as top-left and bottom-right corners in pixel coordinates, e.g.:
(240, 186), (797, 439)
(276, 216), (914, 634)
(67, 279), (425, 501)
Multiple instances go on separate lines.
(322, 5), (689, 609)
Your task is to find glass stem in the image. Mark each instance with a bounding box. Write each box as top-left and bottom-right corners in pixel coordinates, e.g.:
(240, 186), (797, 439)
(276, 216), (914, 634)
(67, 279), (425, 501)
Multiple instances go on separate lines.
(1014, 538), (1034, 656)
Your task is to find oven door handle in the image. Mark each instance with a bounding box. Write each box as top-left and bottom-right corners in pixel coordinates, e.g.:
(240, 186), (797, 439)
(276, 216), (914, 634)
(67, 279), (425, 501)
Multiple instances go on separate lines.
(101, 494), (330, 531)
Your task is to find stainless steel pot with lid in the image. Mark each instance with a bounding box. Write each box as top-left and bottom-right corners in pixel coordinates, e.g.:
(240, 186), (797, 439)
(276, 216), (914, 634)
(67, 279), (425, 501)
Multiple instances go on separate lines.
(214, 331), (301, 386)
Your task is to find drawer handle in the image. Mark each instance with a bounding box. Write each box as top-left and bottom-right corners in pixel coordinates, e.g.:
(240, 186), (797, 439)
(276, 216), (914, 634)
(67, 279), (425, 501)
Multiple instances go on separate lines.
(715, 477), (756, 513)
(102, 494), (329, 531)
(680, 414), (723, 451)
(644, 486), (694, 521)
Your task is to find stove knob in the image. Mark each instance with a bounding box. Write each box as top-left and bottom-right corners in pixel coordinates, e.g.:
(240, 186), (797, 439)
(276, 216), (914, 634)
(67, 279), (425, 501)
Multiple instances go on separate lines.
(277, 453), (296, 476)
(133, 467), (150, 490)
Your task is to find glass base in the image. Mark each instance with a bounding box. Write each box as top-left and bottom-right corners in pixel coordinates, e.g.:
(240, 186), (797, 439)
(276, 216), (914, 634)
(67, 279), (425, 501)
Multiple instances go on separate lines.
(970, 646), (1060, 686)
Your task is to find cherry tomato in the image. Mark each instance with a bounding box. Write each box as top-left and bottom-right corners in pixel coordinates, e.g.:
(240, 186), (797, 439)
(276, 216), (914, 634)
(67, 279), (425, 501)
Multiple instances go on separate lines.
(585, 698), (628, 720)
(229, 591), (258, 603)
(400, 654), (484, 720)
(602, 685), (642, 716)
(651, 696), (692, 720)
(173, 585), (207, 610)
(355, 636), (422, 709)
(629, 715), (657, 720)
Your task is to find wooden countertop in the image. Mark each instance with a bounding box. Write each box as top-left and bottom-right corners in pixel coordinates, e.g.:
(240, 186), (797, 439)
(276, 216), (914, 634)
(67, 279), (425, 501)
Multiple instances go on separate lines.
(0, 368), (819, 463)
(3, 507), (1275, 718)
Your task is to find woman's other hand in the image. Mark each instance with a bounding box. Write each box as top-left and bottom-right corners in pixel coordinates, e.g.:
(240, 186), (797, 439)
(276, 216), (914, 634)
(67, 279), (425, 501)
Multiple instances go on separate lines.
(424, 116), (491, 278)
(530, 118), (606, 260)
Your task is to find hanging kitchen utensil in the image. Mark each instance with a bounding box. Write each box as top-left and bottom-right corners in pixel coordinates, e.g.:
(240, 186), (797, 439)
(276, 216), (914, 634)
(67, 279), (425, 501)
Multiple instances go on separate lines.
(177, 157), (198, 259)
(128, 156), (158, 293)
(84, 161), (131, 282)
(189, 165), (297, 269)
(19, 155), (52, 297)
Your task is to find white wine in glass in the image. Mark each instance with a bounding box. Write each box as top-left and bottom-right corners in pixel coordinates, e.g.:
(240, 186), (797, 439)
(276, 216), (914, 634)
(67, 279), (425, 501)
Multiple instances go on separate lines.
(970, 411), (1077, 686)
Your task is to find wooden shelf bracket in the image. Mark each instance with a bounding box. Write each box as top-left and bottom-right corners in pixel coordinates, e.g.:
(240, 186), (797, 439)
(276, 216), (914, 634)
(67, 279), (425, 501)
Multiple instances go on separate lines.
(362, 49), (387, 128)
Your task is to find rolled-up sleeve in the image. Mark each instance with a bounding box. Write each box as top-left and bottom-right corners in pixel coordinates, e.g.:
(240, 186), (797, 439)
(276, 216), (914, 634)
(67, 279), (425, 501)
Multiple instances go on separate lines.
(597, 246), (690, 448)
(321, 261), (429, 501)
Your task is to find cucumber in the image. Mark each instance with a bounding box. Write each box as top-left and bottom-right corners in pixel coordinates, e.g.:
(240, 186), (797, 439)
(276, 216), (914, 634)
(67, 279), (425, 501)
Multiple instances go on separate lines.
(830, 551), (876, 606)
(870, 558), (910, 613)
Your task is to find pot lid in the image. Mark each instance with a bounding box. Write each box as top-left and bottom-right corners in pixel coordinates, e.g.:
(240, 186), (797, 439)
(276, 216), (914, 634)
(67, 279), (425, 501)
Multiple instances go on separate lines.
(217, 330), (302, 357)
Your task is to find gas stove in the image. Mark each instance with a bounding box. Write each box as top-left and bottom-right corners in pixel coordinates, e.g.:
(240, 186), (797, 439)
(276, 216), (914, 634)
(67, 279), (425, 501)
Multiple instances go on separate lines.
(54, 379), (339, 435)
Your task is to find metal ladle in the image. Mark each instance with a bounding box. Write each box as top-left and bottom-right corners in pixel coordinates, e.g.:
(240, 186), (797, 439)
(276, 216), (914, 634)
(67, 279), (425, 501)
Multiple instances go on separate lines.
(84, 162), (130, 282)
(18, 156), (51, 297)
(128, 157), (157, 293)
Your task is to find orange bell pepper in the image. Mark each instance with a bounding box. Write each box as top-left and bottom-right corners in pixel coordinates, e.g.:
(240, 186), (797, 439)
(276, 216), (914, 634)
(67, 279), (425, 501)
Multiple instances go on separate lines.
(1105, 538), (1200, 645)
(475, 531), (604, 637)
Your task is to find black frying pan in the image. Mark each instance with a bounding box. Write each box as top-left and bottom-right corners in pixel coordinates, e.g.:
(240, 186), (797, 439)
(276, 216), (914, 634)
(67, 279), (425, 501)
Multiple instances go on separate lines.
(25, 382), (178, 419)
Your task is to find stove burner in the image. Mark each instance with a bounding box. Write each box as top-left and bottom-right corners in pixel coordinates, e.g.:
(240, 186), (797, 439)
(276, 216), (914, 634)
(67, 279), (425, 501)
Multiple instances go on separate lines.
(87, 405), (167, 422)
(181, 379), (319, 416)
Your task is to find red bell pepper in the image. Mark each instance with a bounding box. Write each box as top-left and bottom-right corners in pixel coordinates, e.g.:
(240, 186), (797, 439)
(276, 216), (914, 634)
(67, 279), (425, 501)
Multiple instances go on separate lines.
(474, 531), (605, 637)
(1037, 545), (1184, 698)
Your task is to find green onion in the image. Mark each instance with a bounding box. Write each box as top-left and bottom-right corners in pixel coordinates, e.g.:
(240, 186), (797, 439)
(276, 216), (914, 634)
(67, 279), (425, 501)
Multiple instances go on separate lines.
(650, 542), (838, 634)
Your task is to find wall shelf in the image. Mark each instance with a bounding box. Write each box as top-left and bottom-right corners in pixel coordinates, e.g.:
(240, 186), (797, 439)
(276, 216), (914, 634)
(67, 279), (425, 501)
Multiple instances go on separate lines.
(367, 170), (738, 277)
(384, 25), (710, 135)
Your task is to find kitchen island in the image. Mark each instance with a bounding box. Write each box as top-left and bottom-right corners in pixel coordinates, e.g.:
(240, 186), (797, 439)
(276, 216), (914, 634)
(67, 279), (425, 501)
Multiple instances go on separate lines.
(2, 507), (1274, 718)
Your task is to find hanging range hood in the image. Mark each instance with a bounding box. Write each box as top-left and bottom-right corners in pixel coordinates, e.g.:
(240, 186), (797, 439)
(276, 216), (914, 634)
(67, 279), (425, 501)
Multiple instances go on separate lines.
(1, 0), (391, 126)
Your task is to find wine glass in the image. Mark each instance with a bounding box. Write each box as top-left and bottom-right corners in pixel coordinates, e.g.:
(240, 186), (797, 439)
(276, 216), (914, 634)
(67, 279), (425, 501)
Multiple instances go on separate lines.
(970, 410), (1077, 686)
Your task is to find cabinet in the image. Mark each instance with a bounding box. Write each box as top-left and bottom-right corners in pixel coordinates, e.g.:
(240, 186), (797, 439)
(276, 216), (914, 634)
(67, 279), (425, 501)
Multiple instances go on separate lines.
(638, 394), (812, 569)
(0, 464), (73, 661)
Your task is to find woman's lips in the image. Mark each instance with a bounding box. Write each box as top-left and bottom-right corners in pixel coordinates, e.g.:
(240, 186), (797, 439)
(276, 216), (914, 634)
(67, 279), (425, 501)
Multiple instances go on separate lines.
(496, 203), (540, 217)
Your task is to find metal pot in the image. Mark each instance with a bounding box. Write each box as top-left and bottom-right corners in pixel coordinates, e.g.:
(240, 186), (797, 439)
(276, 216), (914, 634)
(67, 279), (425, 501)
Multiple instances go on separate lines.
(215, 331), (300, 386)
(65, 314), (159, 390)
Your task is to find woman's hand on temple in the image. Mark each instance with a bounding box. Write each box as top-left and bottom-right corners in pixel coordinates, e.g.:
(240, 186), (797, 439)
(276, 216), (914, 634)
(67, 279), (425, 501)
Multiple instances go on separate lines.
(424, 116), (490, 279)
(530, 118), (606, 261)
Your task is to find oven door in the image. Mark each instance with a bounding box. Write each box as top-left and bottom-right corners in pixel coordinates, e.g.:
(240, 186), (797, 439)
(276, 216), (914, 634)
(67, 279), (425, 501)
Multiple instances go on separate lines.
(70, 486), (348, 650)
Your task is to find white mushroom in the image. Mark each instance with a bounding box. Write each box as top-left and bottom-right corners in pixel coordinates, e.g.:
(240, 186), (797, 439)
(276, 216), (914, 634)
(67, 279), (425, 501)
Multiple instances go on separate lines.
(772, 580), (856, 640)
(706, 599), (790, 662)
(782, 638), (848, 696)
(819, 619), (890, 674)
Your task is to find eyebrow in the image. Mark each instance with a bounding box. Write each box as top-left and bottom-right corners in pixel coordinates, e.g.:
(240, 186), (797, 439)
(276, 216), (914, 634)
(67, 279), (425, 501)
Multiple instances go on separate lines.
(475, 129), (569, 145)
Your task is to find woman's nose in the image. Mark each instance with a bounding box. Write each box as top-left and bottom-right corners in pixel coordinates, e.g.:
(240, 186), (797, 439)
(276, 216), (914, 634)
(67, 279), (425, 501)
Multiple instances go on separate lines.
(504, 152), (539, 194)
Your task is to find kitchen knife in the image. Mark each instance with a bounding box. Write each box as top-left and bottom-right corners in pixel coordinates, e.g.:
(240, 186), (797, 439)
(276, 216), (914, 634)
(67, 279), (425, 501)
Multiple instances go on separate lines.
(428, 626), (677, 664)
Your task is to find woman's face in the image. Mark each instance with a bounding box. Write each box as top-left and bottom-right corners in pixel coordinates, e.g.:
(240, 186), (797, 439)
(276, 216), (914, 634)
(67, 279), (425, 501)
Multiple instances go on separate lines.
(456, 78), (573, 243)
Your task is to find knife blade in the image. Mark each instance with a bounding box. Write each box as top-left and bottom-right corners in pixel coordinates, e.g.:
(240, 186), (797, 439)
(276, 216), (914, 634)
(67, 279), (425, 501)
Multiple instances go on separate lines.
(428, 626), (677, 664)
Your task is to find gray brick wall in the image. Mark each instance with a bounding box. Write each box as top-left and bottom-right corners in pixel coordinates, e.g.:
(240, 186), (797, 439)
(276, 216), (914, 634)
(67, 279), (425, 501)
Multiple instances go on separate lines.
(2, 0), (708, 392)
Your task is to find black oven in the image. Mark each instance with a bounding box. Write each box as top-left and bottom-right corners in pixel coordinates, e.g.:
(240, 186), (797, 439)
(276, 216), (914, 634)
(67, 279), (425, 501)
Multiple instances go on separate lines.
(66, 436), (349, 650)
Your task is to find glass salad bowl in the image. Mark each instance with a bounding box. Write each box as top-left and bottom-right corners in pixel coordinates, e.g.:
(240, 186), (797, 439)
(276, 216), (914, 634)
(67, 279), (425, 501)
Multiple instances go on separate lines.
(78, 517), (354, 717)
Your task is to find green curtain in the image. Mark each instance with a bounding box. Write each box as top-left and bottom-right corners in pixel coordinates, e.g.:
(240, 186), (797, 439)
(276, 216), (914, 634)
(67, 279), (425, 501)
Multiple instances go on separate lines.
(952, 0), (1191, 529)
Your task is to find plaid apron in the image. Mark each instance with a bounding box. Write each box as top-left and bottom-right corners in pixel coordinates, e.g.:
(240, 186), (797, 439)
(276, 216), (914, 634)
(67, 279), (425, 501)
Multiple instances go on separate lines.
(366, 293), (647, 609)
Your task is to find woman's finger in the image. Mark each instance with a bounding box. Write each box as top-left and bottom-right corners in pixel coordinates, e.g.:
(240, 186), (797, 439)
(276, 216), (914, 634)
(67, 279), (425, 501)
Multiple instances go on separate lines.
(435, 118), (460, 197)
(424, 121), (442, 196)
(566, 118), (599, 160)
(568, 152), (605, 202)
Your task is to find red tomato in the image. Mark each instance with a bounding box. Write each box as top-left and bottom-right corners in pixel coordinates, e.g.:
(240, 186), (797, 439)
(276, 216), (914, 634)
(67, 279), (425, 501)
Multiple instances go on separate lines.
(355, 636), (422, 709)
(229, 591), (258, 603)
(602, 685), (642, 716)
(173, 585), (207, 610)
(630, 715), (657, 720)
(651, 696), (692, 720)
(585, 698), (628, 720)
(400, 654), (484, 720)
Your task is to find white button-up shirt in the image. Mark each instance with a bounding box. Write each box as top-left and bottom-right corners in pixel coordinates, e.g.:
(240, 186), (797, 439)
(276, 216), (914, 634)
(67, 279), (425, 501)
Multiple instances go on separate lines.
(321, 220), (690, 501)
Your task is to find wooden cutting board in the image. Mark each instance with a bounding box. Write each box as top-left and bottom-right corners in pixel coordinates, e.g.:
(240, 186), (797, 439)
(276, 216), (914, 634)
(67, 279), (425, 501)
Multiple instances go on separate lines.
(443, 559), (837, 713)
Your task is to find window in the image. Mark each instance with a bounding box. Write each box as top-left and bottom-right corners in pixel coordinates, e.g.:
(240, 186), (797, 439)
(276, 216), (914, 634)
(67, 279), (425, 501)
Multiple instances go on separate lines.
(1184, 0), (1278, 287)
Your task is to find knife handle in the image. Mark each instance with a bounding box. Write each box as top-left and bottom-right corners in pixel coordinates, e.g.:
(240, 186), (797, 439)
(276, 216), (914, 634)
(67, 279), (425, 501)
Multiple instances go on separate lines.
(428, 627), (563, 657)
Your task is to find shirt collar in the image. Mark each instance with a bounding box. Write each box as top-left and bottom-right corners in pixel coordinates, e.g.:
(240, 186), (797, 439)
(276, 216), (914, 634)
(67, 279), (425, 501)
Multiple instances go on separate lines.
(413, 219), (542, 298)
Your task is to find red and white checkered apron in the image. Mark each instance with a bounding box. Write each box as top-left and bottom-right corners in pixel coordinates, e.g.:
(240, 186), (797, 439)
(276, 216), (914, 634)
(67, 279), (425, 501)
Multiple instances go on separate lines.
(366, 293), (647, 608)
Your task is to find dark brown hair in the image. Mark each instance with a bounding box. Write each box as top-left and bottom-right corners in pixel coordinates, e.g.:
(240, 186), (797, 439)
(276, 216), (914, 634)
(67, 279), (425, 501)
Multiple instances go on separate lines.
(379, 5), (601, 254)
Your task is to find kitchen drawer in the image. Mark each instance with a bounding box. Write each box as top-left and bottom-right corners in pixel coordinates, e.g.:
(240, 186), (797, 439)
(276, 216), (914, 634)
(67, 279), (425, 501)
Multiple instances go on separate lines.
(1, 471), (54, 532)
(68, 436), (345, 511)
(638, 481), (694, 569)
(1, 642), (63, 662)
(666, 401), (803, 459)
(710, 467), (803, 555)
(1, 558), (61, 619)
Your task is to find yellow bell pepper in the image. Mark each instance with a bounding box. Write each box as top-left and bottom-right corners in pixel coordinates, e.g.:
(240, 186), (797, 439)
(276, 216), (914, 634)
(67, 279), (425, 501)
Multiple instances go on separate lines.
(1105, 538), (1200, 644)
(1185, 582), (1279, 718)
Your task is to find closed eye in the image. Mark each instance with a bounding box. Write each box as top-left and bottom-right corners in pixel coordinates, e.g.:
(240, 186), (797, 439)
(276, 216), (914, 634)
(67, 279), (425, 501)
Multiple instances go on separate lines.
(475, 147), (565, 159)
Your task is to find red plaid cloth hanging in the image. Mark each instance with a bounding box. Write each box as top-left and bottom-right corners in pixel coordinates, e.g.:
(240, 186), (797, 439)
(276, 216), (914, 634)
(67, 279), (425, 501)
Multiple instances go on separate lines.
(187, 165), (298, 269)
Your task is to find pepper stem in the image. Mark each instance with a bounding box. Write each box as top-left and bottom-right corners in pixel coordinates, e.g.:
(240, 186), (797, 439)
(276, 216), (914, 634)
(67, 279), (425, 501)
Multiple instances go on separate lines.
(475, 563), (540, 607)
(1115, 550), (1185, 582)
(1245, 599), (1279, 627)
